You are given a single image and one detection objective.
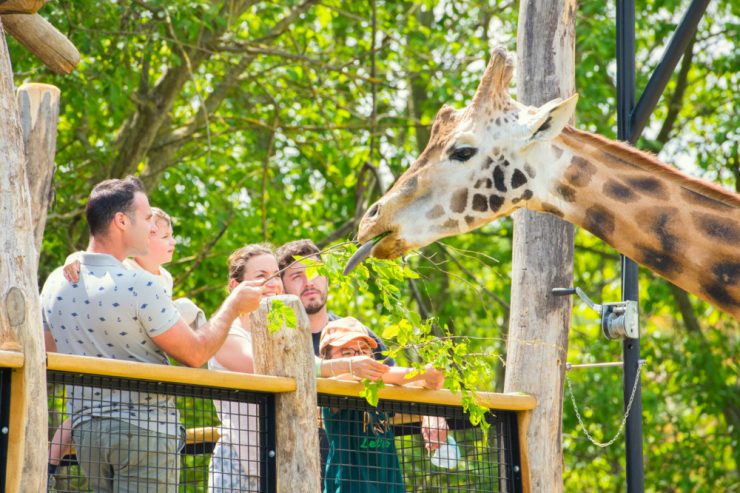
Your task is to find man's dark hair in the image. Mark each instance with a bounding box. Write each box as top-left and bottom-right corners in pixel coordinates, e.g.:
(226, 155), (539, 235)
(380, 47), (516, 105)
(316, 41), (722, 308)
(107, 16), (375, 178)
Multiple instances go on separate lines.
(276, 239), (321, 276)
(85, 176), (146, 236)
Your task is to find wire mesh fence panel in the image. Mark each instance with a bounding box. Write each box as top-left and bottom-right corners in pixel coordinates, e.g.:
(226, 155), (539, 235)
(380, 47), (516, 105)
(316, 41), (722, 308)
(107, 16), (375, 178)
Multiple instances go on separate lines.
(318, 393), (523, 493)
(47, 370), (275, 493)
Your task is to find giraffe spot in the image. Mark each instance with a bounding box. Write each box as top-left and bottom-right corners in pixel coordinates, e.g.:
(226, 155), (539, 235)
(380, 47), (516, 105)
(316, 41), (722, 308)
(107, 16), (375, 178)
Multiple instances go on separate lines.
(701, 282), (739, 311)
(626, 176), (667, 200)
(646, 208), (679, 253)
(584, 205), (615, 241)
(465, 215), (476, 225)
(502, 159), (510, 167)
(401, 176), (418, 194)
(475, 178), (492, 189)
(414, 157), (429, 169)
(680, 188), (733, 210)
(564, 156), (596, 187)
(511, 169), (528, 189)
(495, 117), (501, 126)
(472, 194), (488, 212)
(493, 166), (507, 192)
(692, 213), (740, 244)
(556, 184), (576, 203)
(489, 195), (505, 212)
(450, 189), (468, 214)
(442, 218), (458, 229)
(711, 260), (740, 284)
(483, 156), (494, 169)
(702, 261), (740, 308)
(635, 244), (682, 276)
(512, 190), (532, 204)
(603, 180), (637, 202)
(541, 203), (564, 217)
(426, 205), (445, 219)
(552, 146), (564, 159)
(524, 164), (536, 179)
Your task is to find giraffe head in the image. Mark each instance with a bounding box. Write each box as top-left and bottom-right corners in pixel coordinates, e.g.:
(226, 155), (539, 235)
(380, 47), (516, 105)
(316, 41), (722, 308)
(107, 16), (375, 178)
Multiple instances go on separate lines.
(356, 47), (578, 258)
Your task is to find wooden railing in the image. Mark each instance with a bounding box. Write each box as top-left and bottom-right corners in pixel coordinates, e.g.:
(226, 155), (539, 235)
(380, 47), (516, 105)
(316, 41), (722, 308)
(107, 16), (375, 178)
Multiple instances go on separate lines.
(0, 349), (534, 492)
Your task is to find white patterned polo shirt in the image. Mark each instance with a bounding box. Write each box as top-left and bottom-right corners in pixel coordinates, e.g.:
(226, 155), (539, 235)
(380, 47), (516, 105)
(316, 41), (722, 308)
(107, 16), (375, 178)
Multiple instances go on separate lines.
(41, 253), (183, 437)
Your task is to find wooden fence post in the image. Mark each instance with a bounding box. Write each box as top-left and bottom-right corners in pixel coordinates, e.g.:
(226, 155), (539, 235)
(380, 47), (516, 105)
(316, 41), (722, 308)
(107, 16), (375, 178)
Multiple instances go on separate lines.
(17, 82), (59, 259)
(504, 1), (577, 491)
(250, 295), (320, 493)
(0, 19), (49, 493)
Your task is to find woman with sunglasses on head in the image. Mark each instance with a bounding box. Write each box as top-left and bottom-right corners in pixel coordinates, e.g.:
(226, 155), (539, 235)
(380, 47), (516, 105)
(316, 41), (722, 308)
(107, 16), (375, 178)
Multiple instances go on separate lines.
(207, 244), (283, 492)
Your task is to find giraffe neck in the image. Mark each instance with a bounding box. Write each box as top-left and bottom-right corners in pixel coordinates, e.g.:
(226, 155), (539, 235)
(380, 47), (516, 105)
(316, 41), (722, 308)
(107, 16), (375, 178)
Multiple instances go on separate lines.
(537, 126), (740, 317)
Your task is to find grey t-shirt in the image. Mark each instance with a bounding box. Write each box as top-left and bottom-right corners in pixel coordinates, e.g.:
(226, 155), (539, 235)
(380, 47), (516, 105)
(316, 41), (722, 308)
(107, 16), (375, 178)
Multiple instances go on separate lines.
(41, 253), (182, 436)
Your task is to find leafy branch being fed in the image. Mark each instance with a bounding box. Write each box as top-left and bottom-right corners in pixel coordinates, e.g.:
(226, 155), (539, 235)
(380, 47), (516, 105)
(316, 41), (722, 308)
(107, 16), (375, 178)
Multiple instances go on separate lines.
(306, 242), (499, 437)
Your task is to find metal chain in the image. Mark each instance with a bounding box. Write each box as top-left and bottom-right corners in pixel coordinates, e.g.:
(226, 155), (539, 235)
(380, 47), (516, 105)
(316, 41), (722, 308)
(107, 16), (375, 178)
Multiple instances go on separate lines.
(565, 361), (644, 448)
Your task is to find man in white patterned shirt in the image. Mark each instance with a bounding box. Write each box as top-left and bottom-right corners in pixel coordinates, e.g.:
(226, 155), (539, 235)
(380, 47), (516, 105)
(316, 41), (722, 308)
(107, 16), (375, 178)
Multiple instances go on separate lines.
(41, 176), (264, 493)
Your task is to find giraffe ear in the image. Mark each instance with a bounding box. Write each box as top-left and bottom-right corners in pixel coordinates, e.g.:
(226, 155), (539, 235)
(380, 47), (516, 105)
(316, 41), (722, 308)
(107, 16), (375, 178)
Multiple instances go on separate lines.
(527, 93), (579, 142)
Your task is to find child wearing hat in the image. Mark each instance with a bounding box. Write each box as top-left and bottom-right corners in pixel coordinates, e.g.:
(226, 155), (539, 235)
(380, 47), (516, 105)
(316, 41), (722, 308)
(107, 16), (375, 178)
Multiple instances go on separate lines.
(319, 317), (444, 492)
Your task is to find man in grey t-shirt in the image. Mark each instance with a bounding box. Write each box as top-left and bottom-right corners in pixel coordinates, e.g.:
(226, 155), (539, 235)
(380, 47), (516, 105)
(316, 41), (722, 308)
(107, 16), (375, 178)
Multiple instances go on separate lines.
(42, 176), (264, 493)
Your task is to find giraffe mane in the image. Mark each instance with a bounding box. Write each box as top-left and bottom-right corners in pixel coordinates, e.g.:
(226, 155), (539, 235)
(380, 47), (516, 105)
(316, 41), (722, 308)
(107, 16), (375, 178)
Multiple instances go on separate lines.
(561, 126), (740, 209)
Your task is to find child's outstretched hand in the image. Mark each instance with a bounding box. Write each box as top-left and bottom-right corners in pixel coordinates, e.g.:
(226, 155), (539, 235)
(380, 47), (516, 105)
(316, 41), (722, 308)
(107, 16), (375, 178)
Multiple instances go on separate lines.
(420, 364), (444, 390)
(63, 259), (82, 283)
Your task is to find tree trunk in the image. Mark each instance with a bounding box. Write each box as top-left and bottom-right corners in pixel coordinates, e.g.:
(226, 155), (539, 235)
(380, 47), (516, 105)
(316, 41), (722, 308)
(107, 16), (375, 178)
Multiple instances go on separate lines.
(250, 295), (320, 493)
(0, 21), (48, 493)
(17, 82), (59, 258)
(503, 1), (576, 492)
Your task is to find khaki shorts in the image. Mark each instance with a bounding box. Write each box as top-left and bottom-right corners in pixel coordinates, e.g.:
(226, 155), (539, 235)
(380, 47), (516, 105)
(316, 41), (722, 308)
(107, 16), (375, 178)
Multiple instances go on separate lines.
(72, 417), (184, 493)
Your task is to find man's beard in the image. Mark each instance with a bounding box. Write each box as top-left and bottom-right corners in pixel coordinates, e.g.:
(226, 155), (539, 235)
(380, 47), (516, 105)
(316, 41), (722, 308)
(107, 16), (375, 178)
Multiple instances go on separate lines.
(303, 294), (326, 315)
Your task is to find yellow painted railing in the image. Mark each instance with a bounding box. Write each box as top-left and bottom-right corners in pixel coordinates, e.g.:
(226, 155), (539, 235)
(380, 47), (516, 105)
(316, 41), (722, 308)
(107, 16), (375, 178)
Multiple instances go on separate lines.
(0, 351), (534, 492)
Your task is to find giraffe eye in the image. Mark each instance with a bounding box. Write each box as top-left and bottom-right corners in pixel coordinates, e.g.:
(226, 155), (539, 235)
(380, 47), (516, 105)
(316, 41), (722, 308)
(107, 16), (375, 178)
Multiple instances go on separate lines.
(450, 146), (478, 162)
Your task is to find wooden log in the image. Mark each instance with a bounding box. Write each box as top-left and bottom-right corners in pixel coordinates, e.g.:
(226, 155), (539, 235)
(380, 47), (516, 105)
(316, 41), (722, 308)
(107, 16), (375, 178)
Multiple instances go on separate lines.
(1, 13), (79, 74)
(17, 82), (58, 258)
(503, 1), (577, 492)
(0, 18), (49, 493)
(0, 0), (45, 14)
(250, 295), (320, 493)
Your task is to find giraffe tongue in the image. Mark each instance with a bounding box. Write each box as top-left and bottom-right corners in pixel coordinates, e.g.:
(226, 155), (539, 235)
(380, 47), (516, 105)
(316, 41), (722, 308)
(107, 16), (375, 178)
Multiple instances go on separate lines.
(343, 240), (377, 275)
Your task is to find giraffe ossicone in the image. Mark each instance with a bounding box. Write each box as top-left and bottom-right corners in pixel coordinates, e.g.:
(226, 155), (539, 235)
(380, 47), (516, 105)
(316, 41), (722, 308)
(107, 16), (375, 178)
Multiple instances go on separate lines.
(354, 47), (740, 318)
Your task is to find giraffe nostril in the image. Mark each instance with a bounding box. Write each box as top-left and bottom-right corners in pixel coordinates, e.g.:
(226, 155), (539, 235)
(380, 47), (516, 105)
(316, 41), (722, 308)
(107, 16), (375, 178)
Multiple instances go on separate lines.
(366, 203), (380, 219)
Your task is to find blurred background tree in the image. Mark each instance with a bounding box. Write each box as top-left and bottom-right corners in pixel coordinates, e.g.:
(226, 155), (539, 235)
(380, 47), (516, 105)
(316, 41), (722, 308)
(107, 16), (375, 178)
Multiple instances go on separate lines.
(11, 0), (737, 490)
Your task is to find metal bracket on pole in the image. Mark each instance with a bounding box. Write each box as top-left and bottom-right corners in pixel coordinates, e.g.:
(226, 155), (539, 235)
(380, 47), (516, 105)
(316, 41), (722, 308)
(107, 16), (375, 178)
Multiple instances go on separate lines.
(552, 287), (639, 340)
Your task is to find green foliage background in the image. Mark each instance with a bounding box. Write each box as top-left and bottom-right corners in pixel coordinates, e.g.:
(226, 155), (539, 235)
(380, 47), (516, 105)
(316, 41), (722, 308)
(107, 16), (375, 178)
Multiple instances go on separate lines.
(11, 0), (737, 491)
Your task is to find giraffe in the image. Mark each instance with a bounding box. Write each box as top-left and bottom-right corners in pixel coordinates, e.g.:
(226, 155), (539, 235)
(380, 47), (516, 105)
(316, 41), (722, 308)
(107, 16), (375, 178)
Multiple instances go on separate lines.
(350, 47), (740, 319)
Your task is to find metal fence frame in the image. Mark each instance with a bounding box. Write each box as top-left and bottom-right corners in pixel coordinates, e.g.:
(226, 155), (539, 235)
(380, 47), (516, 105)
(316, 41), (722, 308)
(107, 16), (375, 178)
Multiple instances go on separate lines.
(0, 352), (535, 492)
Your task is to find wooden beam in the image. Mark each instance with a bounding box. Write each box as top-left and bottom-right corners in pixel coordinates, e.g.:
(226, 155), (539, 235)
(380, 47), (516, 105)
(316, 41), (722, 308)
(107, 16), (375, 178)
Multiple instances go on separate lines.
(17, 82), (59, 259)
(0, 349), (24, 368)
(1, 13), (79, 74)
(46, 352), (297, 393)
(0, 19), (48, 492)
(251, 295), (321, 493)
(0, 0), (45, 14)
(316, 378), (537, 411)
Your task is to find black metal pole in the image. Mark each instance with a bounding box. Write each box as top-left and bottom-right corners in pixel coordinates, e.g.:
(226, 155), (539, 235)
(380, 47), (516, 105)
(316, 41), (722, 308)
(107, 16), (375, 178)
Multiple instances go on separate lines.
(616, 0), (645, 491)
(630, 0), (711, 141)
